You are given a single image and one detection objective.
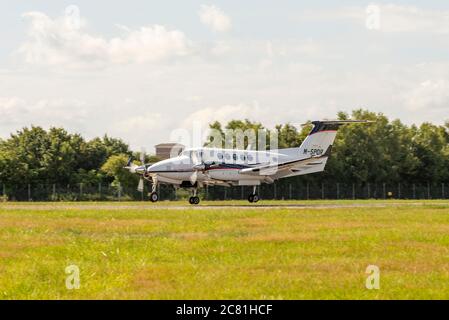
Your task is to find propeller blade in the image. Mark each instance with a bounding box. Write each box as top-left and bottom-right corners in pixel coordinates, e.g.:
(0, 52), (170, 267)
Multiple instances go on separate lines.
(191, 151), (199, 165)
(124, 163), (138, 173)
(189, 171), (197, 185)
(137, 177), (144, 192)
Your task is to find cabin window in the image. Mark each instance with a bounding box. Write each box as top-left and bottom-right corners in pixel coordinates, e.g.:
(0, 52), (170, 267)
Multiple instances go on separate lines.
(209, 150), (215, 157)
(232, 154), (237, 161)
(225, 154), (231, 160)
(240, 154), (246, 161)
(217, 153), (223, 160)
(247, 154), (253, 162)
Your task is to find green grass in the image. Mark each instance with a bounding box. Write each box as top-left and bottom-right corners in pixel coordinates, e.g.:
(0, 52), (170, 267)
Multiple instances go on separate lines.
(0, 200), (448, 299)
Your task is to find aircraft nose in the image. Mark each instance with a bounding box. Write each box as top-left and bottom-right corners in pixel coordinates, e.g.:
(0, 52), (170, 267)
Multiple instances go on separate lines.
(135, 165), (146, 174)
(147, 163), (160, 173)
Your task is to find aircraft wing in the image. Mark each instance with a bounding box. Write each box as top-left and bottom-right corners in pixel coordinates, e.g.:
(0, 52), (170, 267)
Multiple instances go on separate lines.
(239, 146), (331, 176)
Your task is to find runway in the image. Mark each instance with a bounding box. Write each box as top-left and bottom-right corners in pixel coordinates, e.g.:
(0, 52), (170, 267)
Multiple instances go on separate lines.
(0, 201), (447, 211)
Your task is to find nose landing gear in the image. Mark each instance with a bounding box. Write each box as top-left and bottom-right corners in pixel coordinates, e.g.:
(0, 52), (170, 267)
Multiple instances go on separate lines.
(149, 180), (158, 202)
(149, 192), (159, 202)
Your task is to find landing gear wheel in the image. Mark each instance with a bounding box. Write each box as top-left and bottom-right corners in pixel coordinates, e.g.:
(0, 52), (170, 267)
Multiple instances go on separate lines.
(248, 194), (260, 203)
(189, 196), (200, 205)
(150, 192), (159, 202)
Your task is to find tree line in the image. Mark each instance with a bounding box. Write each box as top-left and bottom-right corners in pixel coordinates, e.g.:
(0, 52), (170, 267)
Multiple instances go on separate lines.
(0, 109), (448, 200)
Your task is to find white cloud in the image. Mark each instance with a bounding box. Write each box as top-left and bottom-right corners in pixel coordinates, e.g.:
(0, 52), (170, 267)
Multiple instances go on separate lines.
(181, 102), (302, 130)
(401, 80), (449, 112)
(210, 41), (231, 55)
(19, 11), (192, 68)
(199, 5), (232, 32)
(303, 4), (449, 34)
(372, 4), (449, 33)
(0, 96), (89, 134)
(183, 103), (257, 128)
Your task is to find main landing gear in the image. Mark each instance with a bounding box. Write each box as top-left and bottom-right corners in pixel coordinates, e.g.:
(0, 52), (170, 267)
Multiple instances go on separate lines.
(189, 196), (200, 205)
(188, 188), (200, 205)
(248, 186), (260, 203)
(149, 180), (158, 202)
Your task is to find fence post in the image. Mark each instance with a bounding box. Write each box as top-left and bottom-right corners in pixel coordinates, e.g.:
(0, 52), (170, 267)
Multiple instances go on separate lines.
(118, 182), (121, 201)
(273, 183), (277, 199)
(352, 183), (355, 200)
(52, 184), (56, 201)
(412, 183), (416, 199)
(321, 183), (325, 200)
(442, 183), (445, 199)
(383, 183), (386, 199)
(427, 182), (431, 199)
(306, 182), (309, 200)
(79, 183), (83, 200)
(98, 183), (102, 199)
(398, 183), (401, 199)
(2, 183), (5, 197)
(367, 183), (370, 199)
(336, 183), (340, 200)
(289, 184), (292, 199)
(28, 184), (31, 201)
(224, 187), (227, 200)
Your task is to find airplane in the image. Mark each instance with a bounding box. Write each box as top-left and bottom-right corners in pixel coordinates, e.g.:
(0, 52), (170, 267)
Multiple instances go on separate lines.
(125, 120), (371, 204)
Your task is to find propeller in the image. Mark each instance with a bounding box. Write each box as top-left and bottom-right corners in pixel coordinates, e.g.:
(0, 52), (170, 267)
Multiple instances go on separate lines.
(124, 157), (139, 173)
(137, 147), (146, 192)
(124, 147), (153, 192)
(137, 177), (144, 192)
(189, 151), (219, 185)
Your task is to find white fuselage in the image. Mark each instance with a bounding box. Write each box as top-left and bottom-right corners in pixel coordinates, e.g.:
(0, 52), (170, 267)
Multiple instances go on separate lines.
(147, 147), (291, 186)
(146, 129), (339, 187)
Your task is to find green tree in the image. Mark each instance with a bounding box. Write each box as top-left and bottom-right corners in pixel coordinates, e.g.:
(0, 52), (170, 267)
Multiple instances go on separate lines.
(101, 154), (138, 189)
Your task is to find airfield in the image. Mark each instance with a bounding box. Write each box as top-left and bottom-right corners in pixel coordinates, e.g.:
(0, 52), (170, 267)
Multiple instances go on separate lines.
(0, 200), (448, 299)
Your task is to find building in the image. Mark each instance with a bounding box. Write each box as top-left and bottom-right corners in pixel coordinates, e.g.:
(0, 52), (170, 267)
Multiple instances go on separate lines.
(155, 143), (185, 160)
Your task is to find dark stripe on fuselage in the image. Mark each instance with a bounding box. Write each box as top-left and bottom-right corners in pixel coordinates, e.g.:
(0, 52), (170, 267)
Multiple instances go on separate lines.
(147, 162), (259, 173)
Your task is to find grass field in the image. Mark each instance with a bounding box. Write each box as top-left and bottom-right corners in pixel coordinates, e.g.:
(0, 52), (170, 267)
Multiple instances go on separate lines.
(0, 200), (448, 299)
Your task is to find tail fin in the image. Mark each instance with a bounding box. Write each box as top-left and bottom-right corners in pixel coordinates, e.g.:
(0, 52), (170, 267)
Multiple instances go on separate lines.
(298, 120), (371, 158)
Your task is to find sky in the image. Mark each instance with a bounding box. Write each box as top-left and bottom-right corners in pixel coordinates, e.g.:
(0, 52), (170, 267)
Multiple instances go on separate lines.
(1, 0), (449, 150)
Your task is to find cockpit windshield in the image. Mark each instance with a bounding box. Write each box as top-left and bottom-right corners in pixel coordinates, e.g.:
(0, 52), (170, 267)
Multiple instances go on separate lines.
(180, 150), (203, 162)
